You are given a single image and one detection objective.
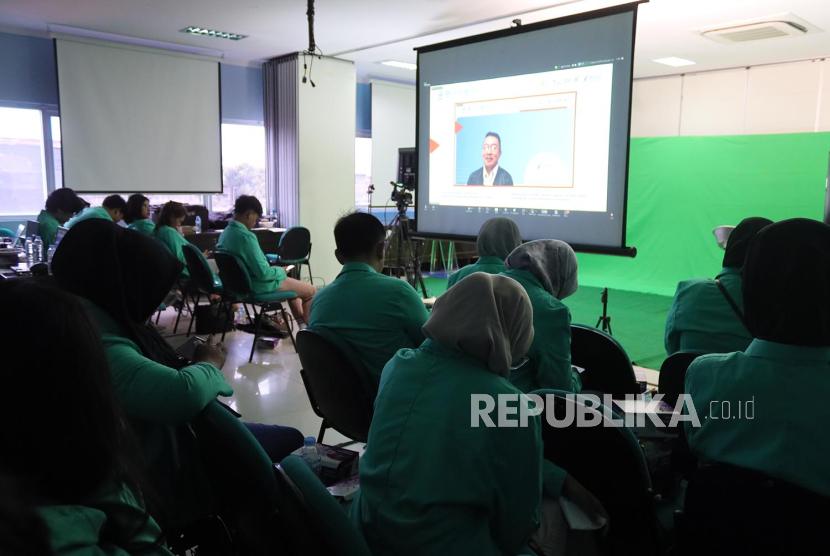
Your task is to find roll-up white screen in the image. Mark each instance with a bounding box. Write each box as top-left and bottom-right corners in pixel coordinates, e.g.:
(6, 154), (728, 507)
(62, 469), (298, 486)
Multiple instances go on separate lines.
(55, 38), (222, 193)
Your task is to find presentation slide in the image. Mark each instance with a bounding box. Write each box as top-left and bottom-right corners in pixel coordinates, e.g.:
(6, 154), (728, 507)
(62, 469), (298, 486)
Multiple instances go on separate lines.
(416, 6), (638, 251)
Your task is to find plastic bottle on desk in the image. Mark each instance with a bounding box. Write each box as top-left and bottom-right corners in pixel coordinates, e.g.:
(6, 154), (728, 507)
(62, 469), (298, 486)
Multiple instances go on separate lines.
(25, 237), (34, 265)
(33, 237), (44, 263)
(47, 244), (57, 266)
(301, 437), (322, 477)
(194, 216), (202, 234)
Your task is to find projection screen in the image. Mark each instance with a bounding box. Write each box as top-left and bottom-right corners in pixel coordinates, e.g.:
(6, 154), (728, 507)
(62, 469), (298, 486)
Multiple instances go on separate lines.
(54, 37), (222, 193)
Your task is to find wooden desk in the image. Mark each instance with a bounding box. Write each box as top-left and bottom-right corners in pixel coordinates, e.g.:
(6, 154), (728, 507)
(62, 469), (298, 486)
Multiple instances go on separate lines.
(185, 228), (286, 256)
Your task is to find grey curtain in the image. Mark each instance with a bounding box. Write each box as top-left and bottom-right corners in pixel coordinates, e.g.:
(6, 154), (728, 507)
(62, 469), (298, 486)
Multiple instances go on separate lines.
(263, 53), (299, 227)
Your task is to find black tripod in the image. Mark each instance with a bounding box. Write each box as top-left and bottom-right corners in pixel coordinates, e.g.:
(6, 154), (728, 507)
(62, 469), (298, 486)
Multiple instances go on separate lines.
(385, 203), (428, 298)
(596, 287), (612, 335)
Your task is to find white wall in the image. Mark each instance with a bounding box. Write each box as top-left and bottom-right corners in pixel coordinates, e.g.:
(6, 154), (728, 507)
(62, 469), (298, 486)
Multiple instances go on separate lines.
(370, 80), (416, 187)
(632, 58), (830, 138)
(298, 57), (356, 285)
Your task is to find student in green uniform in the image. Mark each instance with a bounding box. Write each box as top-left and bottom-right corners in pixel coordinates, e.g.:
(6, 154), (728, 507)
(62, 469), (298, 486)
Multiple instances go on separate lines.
(351, 273), (604, 556)
(125, 193), (156, 236)
(0, 279), (172, 555)
(153, 201), (194, 277)
(308, 211), (429, 395)
(502, 240), (581, 393)
(37, 188), (84, 248)
(685, 218), (830, 496)
(52, 219), (304, 529)
(447, 216), (523, 289)
(65, 194), (127, 228)
(216, 195), (316, 326)
(665, 217), (772, 356)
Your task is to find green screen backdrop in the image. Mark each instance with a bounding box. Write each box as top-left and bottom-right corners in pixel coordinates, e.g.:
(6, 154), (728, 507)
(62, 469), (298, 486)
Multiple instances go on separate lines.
(577, 132), (830, 296)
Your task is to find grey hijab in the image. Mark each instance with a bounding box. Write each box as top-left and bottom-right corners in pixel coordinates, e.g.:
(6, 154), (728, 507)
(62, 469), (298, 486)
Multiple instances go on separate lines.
(505, 239), (578, 299)
(423, 273), (534, 378)
(477, 217), (523, 260)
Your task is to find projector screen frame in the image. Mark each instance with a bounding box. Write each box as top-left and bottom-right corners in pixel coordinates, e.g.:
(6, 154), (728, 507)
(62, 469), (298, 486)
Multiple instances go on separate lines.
(412, 1), (645, 257)
(52, 36), (225, 195)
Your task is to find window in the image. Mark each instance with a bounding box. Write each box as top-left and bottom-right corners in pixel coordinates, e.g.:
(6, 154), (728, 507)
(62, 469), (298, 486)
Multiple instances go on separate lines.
(213, 123), (266, 213)
(0, 106), (48, 215)
(50, 115), (62, 190)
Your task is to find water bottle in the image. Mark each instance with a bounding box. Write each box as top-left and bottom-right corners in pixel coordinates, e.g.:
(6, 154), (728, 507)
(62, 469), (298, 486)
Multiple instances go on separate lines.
(300, 437), (322, 477)
(47, 244), (57, 266)
(234, 305), (248, 325)
(33, 237), (44, 263)
(270, 209), (277, 223)
(25, 236), (34, 265)
(194, 215), (202, 234)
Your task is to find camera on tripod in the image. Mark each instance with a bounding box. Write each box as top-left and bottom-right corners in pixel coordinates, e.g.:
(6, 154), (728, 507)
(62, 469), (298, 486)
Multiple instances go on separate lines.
(390, 177), (414, 208)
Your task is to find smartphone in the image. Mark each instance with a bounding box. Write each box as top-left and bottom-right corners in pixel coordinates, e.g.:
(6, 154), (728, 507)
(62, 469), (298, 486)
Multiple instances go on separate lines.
(175, 335), (207, 362)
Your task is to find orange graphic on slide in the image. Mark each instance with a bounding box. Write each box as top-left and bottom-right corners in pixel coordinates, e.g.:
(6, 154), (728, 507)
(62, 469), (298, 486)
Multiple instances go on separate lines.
(455, 121), (463, 134)
(429, 139), (440, 153)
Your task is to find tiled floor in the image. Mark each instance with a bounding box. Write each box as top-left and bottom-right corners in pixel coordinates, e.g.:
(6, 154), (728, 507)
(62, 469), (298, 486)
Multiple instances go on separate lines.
(158, 306), (361, 449)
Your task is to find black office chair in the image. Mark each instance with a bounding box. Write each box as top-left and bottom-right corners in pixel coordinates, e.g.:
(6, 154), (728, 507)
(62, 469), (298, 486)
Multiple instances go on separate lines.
(658, 351), (706, 409)
(187, 400), (284, 555)
(171, 277), (192, 335)
(677, 463), (830, 555)
(571, 324), (640, 397)
(296, 329), (374, 444)
(269, 226), (313, 284)
(214, 252), (298, 361)
(533, 389), (659, 554)
(182, 243), (227, 339)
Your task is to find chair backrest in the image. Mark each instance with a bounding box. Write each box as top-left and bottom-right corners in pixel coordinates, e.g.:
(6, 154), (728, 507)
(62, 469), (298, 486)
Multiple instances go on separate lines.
(214, 251), (252, 299)
(189, 400), (283, 554)
(278, 226), (311, 262)
(681, 463), (830, 554)
(182, 243), (218, 295)
(277, 455), (372, 556)
(533, 389), (658, 553)
(571, 324), (639, 397)
(658, 351), (705, 408)
(183, 204), (210, 230)
(0, 227), (15, 238)
(296, 330), (374, 443)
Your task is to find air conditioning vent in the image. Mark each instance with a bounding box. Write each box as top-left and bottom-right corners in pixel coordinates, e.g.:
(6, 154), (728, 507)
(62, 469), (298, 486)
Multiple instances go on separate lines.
(692, 13), (821, 45)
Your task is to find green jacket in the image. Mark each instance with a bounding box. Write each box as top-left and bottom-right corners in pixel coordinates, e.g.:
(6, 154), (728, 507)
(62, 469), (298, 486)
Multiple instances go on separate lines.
(128, 219), (156, 236)
(308, 262), (429, 394)
(83, 300), (232, 526)
(684, 339), (830, 496)
(65, 207), (112, 229)
(501, 269), (581, 393)
(39, 484), (172, 555)
(446, 256), (506, 289)
(665, 267), (752, 356)
(37, 210), (61, 249)
(351, 340), (566, 556)
(154, 225), (191, 278)
(216, 220), (286, 295)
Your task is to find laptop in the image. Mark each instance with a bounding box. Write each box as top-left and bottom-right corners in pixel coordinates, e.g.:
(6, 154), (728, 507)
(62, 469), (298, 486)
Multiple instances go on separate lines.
(55, 226), (69, 246)
(11, 223), (25, 247)
(25, 220), (39, 238)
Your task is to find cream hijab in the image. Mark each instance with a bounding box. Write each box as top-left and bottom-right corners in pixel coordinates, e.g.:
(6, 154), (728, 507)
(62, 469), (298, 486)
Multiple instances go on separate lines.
(505, 239), (579, 300)
(423, 273), (534, 378)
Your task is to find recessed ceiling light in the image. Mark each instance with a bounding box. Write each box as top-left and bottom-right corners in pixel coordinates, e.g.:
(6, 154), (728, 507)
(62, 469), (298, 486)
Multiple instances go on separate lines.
(180, 26), (247, 41)
(379, 60), (417, 71)
(652, 57), (696, 67)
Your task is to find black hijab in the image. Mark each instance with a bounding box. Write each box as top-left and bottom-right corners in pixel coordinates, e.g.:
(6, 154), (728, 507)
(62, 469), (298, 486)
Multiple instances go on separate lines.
(52, 218), (187, 367)
(742, 218), (830, 347)
(722, 217), (773, 269)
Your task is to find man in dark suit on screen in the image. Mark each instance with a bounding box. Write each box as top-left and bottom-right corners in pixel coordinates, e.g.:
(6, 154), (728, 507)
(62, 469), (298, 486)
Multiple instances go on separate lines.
(466, 132), (513, 186)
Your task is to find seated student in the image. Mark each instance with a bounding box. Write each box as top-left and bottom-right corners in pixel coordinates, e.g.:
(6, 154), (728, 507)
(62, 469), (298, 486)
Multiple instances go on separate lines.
(125, 194), (156, 236)
(308, 211), (429, 394)
(0, 279), (172, 555)
(65, 194), (127, 228)
(685, 218), (830, 496)
(502, 240), (581, 393)
(665, 217), (772, 356)
(351, 273), (605, 556)
(216, 195), (316, 327)
(37, 188), (84, 248)
(52, 219), (304, 529)
(153, 201), (195, 278)
(446, 216), (522, 289)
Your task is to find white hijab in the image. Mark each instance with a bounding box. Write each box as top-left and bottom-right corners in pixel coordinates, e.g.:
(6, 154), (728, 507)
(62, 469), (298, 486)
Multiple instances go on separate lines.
(423, 273), (534, 378)
(505, 239), (579, 300)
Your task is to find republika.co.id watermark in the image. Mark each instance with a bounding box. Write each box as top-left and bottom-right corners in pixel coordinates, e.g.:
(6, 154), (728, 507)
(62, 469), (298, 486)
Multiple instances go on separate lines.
(471, 393), (755, 428)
